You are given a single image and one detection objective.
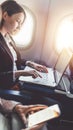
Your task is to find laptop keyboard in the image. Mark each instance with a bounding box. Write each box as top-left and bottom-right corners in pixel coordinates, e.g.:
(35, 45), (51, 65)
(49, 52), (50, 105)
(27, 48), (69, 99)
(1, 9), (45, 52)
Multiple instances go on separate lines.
(19, 67), (56, 87)
(35, 68), (55, 84)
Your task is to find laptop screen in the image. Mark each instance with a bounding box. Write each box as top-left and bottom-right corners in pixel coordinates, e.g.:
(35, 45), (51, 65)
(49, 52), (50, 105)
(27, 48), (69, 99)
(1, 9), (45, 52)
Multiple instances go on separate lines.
(54, 48), (72, 85)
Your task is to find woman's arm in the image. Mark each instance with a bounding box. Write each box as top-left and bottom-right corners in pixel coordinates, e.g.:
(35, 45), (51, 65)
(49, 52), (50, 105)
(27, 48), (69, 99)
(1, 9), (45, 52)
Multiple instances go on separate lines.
(0, 98), (20, 113)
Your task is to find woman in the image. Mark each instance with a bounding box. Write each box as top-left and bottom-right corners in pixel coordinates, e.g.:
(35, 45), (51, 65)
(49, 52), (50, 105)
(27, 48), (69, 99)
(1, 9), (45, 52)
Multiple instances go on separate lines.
(0, 1), (61, 130)
(0, 0), (48, 89)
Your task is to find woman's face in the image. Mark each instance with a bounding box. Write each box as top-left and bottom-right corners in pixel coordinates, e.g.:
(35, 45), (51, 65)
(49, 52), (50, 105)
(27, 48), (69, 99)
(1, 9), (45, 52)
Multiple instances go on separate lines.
(0, 7), (2, 23)
(3, 12), (25, 34)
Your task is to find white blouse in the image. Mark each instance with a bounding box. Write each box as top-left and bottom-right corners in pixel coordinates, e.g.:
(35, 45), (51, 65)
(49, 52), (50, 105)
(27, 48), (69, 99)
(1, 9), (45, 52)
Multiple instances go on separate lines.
(4, 34), (17, 71)
(4, 34), (17, 81)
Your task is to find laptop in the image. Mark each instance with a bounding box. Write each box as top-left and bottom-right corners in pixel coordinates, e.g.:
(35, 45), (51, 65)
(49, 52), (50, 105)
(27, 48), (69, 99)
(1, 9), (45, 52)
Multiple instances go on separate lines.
(19, 48), (72, 88)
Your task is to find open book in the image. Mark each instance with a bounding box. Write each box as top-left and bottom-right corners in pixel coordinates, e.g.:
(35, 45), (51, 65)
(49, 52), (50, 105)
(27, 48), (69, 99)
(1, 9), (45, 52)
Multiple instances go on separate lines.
(27, 104), (61, 129)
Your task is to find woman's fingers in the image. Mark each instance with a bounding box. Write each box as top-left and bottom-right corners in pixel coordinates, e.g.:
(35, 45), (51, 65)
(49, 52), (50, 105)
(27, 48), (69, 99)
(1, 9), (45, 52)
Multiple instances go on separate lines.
(35, 65), (48, 73)
(33, 70), (42, 78)
(18, 112), (27, 124)
(42, 66), (48, 73)
(15, 104), (47, 125)
(21, 123), (46, 130)
(31, 70), (42, 78)
(25, 104), (47, 113)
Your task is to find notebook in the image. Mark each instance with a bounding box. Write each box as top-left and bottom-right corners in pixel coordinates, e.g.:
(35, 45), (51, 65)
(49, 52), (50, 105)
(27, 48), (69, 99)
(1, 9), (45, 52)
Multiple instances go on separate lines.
(22, 104), (61, 130)
(19, 48), (72, 88)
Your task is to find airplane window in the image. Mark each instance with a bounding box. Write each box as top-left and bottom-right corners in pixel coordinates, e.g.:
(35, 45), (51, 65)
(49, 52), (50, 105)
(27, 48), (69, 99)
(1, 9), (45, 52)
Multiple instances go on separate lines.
(55, 13), (73, 53)
(12, 6), (36, 49)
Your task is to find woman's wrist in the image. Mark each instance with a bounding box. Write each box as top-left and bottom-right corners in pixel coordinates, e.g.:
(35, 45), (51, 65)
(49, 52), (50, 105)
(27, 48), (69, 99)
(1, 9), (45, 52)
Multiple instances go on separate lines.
(25, 61), (30, 66)
(13, 104), (22, 113)
(25, 61), (35, 68)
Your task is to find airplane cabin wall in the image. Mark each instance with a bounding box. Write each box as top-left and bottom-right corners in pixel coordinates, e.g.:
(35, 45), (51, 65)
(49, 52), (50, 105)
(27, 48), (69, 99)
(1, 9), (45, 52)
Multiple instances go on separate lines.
(0, 0), (73, 67)
(19, 0), (73, 67)
(17, 0), (50, 64)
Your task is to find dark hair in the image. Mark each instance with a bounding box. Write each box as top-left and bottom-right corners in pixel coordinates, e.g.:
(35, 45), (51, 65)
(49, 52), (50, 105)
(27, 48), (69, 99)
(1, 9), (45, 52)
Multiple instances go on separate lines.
(0, 0), (26, 27)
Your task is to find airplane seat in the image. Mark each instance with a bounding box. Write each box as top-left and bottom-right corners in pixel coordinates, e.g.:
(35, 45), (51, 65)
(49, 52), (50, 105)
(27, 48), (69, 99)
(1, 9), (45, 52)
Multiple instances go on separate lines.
(0, 89), (61, 120)
(1, 89), (73, 130)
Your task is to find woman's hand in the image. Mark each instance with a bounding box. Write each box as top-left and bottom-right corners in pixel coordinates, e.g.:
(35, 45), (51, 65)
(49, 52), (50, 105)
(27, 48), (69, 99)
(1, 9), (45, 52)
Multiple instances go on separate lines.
(27, 70), (42, 78)
(14, 104), (47, 125)
(32, 63), (48, 73)
(26, 61), (48, 73)
(21, 123), (46, 130)
(15, 69), (42, 79)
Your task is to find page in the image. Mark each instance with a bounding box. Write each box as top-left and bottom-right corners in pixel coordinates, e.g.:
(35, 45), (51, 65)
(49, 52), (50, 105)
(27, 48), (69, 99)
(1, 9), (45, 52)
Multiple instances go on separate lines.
(27, 104), (61, 128)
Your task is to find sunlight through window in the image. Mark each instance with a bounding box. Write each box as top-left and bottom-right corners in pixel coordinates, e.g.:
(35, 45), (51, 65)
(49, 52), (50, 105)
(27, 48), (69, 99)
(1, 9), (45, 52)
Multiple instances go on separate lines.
(55, 14), (73, 53)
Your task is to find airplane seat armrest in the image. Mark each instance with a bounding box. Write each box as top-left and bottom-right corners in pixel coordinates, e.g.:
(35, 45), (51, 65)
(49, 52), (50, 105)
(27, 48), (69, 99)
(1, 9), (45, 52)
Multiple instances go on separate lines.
(0, 89), (36, 104)
(0, 89), (22, 100)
